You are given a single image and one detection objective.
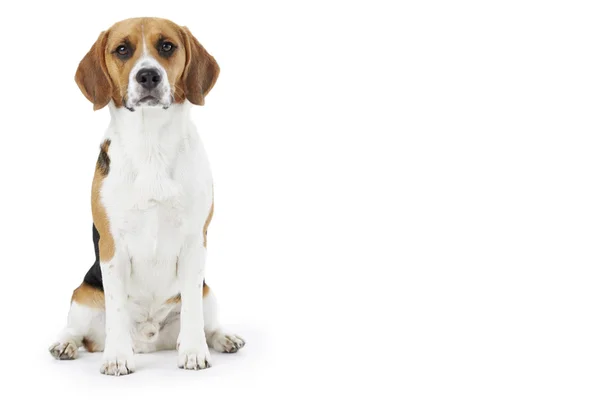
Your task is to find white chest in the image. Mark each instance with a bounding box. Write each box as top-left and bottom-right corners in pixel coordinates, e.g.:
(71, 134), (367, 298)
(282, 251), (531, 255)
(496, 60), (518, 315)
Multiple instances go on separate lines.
(98, 104), (213, 316)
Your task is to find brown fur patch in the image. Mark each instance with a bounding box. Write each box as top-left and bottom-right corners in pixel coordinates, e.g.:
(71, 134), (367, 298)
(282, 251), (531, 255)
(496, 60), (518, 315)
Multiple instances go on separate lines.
(91, 141), (115, 262)
(82, 337), (101, 353)
(166, 293), (181, 304)
(75, 31), (112, 110)
(165, 281), (209, 304)
(71, 282), (105, 309)
(179, 26), (220, 105)
(203, 201), (214, 248)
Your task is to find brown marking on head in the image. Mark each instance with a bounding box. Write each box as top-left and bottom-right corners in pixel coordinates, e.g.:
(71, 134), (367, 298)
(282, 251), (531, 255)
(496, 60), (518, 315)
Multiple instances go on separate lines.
(75, 17), (219, 110)
(71, 282), (105, 309)
(82, 337), (102, 353)
(91, 140), (115, 262)
(203, 201), (214, 247)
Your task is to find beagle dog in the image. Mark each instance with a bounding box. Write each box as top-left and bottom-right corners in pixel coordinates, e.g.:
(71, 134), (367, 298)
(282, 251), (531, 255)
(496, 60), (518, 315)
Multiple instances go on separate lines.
(49, 17), (244, 376)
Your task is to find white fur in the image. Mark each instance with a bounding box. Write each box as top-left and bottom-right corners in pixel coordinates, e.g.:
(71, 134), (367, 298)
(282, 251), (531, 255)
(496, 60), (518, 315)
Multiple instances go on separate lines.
(50, 53), (244, 375)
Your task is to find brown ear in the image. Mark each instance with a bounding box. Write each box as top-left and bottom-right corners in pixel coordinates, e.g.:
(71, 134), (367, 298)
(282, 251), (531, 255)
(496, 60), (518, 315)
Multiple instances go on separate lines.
(75, 31), (112, 111)
(181, 27), (220, 106)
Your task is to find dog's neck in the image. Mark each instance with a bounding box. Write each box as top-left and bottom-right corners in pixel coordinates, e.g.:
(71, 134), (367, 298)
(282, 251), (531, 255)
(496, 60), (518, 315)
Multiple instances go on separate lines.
(107, 101), (194, 172)
(108, 101), (191, 140)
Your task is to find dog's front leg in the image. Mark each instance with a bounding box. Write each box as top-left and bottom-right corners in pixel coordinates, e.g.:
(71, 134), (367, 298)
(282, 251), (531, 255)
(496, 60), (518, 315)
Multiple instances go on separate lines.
(177, 236), (211, 370)
(100, 249), (134, 375)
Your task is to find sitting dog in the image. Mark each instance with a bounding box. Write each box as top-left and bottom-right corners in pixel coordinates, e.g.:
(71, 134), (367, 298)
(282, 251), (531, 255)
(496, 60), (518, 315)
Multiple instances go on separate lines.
(49, 17), (244, 376)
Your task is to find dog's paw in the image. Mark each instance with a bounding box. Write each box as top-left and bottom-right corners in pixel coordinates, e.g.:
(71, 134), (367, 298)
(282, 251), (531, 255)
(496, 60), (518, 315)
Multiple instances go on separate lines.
(100, 351), (135, 376)
(49, 341), (78, 360)
(178, 343), (212, 370)
(208, 331), (246, 353)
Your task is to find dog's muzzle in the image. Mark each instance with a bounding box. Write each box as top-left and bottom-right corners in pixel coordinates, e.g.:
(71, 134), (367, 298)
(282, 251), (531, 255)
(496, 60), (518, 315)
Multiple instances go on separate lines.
(126, 65), (172, 111)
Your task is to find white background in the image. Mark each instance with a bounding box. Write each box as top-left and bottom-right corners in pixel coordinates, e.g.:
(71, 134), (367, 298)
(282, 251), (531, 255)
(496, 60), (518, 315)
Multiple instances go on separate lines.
(0, 0), (598, 398)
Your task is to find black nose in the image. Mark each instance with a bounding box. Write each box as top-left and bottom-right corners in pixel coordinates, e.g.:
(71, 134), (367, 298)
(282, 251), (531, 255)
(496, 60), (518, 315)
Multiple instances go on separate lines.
(136, 68), (161, 90)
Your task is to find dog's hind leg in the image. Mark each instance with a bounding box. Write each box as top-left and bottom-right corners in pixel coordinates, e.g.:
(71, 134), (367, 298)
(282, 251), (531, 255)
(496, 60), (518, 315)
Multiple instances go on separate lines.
(203, 284), (245, 353)
(49, 283), (106, 360)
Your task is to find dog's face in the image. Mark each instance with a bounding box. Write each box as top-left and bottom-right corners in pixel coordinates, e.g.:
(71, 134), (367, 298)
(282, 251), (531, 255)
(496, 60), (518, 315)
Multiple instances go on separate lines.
(75, 18), (219, 111)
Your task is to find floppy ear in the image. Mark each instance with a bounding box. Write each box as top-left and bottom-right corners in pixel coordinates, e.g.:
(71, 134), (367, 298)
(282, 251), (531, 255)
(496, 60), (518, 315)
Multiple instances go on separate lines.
(75, 31), (112, 110)
(181, 27), (220, 106)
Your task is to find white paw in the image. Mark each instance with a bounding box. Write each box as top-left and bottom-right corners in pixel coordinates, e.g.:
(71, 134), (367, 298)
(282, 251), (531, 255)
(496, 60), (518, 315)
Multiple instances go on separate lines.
(208, 331), (246, 353)
(49, 341), (78, 360)
(178, 343), (212, 370)
(100, 351), (135, 376)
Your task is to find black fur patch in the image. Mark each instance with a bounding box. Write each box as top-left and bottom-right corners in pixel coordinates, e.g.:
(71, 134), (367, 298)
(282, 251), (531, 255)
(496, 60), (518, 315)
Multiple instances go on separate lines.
(97, 139), (111, 176)
(83, 224), (104, 291)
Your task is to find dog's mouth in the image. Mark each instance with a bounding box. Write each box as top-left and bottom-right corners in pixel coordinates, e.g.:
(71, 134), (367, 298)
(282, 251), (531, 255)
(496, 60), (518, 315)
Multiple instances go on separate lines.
(125, 93), (171, 112)
(137, 95), (160, 105)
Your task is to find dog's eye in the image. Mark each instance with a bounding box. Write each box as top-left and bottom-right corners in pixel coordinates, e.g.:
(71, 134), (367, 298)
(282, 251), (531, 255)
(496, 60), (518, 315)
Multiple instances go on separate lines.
(158, 41), (176, 57)
(115, 45), (130, 59)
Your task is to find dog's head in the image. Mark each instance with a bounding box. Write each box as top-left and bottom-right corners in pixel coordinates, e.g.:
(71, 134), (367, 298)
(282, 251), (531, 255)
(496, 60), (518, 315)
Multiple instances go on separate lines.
(75, 17), (219, 111)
